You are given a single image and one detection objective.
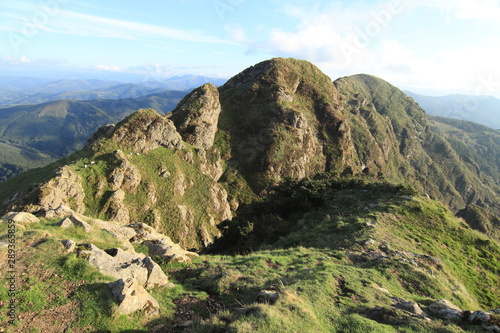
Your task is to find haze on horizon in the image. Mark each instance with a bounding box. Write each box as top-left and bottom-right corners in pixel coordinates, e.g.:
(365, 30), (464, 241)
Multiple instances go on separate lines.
(0, 0), (499, 98)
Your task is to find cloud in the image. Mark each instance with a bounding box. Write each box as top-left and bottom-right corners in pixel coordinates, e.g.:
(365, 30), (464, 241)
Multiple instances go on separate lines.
(225, 1), (500, 96)
(414, 0), (500, 21)
(49, 10), (234, 44)
(0, 55), (67, 66)
(92, 64), (124, 72)
(0, 1), (235, 45)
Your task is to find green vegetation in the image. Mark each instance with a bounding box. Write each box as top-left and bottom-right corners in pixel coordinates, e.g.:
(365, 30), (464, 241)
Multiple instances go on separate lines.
(0, 58), (499, 332)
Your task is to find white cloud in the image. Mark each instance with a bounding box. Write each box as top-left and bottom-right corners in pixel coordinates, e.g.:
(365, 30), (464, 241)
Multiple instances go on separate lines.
(1, 55), (66, 66)
(0, 1), (236, 45)
(92, 64), (124, 72)
(226, 1), (500, 97)
(50, 10), (234, 44)
(414, 0), (500, 21)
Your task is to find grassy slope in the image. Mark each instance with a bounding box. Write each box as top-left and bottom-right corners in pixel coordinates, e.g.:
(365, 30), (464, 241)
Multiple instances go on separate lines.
(1, 177), (498, 332)
(334, 75), (499, 217)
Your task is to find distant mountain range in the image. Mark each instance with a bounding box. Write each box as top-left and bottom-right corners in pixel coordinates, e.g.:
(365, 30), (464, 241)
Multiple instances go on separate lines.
(0, 74), (227, 107)
(0, 90), (189, 181)
(406, 91), (500, 130)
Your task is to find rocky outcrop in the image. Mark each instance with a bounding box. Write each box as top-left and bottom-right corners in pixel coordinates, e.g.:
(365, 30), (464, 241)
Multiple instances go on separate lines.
(101, 189), (130, 224)
(207, 183), (232, 222)
(126, 222), (199, 263)
(109, 278), (160, 316)
(425, 299), (462, 321)
(77, 243), (174, 289)
(86, 123), (115, 146)
(169, 83), (221, 150)
(5, 166), (86, 214)
(1, 212), (40, 224)
(39, 166), (86, 213)
(109, 151), (142, 192)
(173, 171), (187, 197)
(109, 108), (183, 153)
(197, 148), (224, 181)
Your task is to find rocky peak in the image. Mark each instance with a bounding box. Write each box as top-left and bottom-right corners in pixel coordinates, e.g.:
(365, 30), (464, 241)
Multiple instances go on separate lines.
(169, 83), (221, 150)
(107, 108), (183, 153)
(217, 58), (355, 190)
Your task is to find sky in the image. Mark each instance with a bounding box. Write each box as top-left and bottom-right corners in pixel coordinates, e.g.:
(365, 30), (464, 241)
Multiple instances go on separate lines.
(0, 0), (499, 97)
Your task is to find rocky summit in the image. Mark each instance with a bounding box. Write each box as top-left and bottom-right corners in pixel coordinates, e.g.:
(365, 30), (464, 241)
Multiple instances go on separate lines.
(0, 58), (499, 332)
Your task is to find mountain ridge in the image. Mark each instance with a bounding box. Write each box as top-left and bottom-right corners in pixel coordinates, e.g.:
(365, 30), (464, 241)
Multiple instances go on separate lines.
(0, 57), (499, 332)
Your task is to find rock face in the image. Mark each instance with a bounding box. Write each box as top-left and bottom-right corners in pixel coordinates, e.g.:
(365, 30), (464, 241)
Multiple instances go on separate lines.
(102, 189), (130, 224)
(3, 166), (86, 215)
(109, 109), (183, 153)
(169, 83), (222, 150)
(218, 58), (335, 189)
(109, 151), (142, 192)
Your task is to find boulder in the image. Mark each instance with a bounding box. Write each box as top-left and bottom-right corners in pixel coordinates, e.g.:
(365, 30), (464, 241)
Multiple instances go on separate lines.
(109, 278), (159, 316)
(57, 214), (92, 232)
(61, 239), (76, 252)
(77, 243), (174, 289)
(95, 219), (137, 243)
(425, 299), (462, 321)
(257, 286), (281, 305)
(43, 205), (75, 219)
(1, 212), (40, 224)
(392, 297), (425, 317)
(144, 239), (198, 263)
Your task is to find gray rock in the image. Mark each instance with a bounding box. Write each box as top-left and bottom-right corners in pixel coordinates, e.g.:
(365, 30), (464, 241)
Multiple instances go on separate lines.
(101, 189), (130, 224)
(257, 287), (280, 305)
(109, 152), (142, 192)
(425, 299), (462, 321)
(109, 278), (159, 316)
(169, 83), (222, 150)
(469, 310), (490, 324)
(392, 298), (425, 316)
(144, 239), (198, 263)
(2, 212), (40, 224)
(57, 214), (92, 232)
(77, 243), (174, 289)
(43, 205), (75, 219)
(61, 239), (76, 252)
(361, 238), (376, 247)
(39, 166), (86, 214)
(110, 109), (183, 153)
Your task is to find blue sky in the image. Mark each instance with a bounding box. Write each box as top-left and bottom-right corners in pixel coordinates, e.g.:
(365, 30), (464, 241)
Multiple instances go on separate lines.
(0, 0), (499, 97)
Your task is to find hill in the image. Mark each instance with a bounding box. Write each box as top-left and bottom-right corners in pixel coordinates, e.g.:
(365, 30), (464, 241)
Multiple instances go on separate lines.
(0, 91), (188, 181)
(0, 58), (499, 332)
(0, 75), (227, 107)
(406, 92), (500, 130)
